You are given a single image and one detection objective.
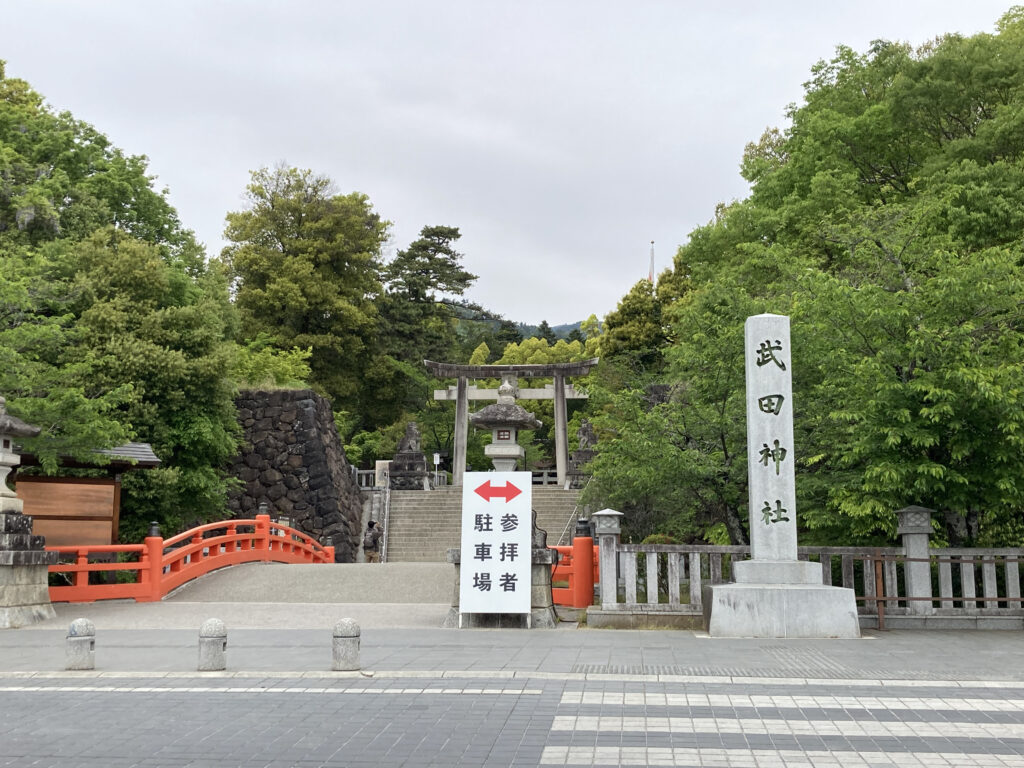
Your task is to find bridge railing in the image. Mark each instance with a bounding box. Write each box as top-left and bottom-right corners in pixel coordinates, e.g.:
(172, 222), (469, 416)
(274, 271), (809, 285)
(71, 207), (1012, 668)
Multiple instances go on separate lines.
(551, 539), (598, 608)
(47, 514), (335, 603)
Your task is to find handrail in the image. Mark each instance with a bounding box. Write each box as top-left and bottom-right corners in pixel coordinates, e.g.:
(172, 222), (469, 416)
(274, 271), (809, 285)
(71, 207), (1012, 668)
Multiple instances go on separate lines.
(47, 514), (335, 604)
(381, 470), (392, 563)
(557, 475), (591, 546)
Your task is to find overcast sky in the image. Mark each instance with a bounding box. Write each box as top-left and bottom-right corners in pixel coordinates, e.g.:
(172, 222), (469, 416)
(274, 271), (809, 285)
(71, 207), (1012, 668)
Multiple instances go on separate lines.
(4, 1), (1013, 325)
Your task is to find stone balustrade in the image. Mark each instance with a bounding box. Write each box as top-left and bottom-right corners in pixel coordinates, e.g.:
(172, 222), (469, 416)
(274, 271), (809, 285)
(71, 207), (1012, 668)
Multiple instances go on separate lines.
(589, 506), (1024, 630)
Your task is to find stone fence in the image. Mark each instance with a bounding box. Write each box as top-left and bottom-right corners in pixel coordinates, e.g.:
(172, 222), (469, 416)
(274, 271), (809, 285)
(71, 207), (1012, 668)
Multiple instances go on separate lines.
(589, 506), (1024, 630)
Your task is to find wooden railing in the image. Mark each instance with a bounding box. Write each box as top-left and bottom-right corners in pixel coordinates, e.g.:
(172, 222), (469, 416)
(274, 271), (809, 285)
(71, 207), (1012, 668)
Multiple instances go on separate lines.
(47, 514), (335, 604)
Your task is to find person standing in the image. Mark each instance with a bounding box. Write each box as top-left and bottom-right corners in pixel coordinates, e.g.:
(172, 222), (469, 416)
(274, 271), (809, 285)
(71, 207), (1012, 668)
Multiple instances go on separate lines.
(363, 520), (383, 563)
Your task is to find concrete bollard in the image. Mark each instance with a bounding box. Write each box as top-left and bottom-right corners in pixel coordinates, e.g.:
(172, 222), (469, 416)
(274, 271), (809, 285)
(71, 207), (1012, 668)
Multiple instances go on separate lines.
(65, 618), (96, 670)
(198, 618), (227, 671)
(332, 618), (360, 671)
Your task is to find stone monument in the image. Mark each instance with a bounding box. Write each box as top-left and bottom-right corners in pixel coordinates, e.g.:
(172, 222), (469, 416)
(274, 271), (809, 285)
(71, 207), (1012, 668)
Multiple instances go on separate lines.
(569, 418), (597, 476)
(389, 422), (429, 491)
(703, 314), (860, 638)
(0, 397), (58, 628)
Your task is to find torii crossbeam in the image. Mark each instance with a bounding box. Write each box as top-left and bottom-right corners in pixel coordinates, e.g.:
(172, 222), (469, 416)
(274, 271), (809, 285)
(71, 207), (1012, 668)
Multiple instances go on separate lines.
(424, 359), (599, 487)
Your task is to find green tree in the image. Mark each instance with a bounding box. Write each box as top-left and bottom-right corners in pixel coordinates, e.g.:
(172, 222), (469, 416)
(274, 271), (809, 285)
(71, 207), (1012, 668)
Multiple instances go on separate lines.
(378, 225), (475, 361)
(0, 63), (243, 538)
(364, 226), (477, 427)
(232, 333), (312, 389)
(587, 8), (1024, 546)
(536, 320), (558, 344)
(222, 165), (389, 413)
(601, 280), (669, 372)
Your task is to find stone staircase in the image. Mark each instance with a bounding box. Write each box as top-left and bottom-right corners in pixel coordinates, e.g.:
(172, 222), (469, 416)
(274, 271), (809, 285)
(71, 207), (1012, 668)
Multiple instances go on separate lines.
(383, 486), (581, 563)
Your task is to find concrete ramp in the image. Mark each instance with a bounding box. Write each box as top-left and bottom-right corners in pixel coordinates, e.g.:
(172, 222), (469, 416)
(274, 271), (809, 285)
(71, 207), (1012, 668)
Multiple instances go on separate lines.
(166, 562), (453, 604)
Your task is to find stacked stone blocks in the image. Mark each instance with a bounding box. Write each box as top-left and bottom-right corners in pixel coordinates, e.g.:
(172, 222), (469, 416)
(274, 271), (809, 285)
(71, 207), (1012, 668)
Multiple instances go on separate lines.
(228, 389), (362, 562)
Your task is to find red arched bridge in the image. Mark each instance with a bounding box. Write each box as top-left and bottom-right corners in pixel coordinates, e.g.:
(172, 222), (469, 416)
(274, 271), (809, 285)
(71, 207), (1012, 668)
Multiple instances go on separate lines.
(47, 514), (335, 603)
(46, 514), (598, 608)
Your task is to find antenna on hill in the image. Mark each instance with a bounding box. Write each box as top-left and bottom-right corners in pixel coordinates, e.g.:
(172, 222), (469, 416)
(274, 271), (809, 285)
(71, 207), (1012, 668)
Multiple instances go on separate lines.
(648, 240), (655, 284)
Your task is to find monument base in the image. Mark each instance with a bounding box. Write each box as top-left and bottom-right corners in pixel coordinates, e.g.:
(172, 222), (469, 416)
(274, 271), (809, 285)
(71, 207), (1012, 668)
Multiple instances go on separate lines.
(0, 563), (57, 629)
(703, 581), (860, 638)
(732, 558), (822, 584)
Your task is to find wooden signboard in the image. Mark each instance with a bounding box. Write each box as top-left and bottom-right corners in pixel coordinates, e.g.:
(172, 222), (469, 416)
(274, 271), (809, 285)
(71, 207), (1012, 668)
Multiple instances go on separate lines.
(15, 476), (120, 546)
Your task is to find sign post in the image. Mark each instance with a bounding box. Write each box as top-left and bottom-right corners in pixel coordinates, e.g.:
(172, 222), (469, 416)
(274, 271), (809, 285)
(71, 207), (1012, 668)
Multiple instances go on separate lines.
(459, 471), (532, 620)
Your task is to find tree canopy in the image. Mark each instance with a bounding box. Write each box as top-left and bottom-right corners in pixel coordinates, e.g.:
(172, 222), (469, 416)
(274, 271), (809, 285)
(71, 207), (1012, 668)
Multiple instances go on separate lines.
(0, 62), (240, 539)
(222, 166), (389, 415)
(585, 9), (1024, 547)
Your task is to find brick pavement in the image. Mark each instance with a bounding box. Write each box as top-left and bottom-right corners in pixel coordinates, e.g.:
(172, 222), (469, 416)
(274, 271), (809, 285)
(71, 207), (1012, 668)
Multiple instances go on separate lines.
(3, 673), (1024, 766)
(2, 603), (1024, 766)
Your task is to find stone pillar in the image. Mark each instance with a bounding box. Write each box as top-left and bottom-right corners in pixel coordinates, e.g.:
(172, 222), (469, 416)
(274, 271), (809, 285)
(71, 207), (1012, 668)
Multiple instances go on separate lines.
(453, 376), (468, 487)
(897, 505), (935, 616)
(198, 618), (227, 671)
(704, 315), (859, 638)
(592, 508), (622, 609)
(0, 398), (57, 629)
(332, 618), (360, 671)
(553, 372), (568, 487)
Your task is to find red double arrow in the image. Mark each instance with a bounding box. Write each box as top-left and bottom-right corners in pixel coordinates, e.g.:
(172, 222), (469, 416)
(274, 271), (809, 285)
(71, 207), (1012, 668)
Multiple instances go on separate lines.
(474, 480), (522, 502)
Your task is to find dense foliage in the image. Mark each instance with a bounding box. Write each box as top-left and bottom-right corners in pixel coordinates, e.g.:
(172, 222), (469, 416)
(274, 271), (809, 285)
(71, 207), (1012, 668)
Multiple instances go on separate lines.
(10, 9), (1021, 552)
(585, 9), (1024, 547)
(0, 61), (240, 540)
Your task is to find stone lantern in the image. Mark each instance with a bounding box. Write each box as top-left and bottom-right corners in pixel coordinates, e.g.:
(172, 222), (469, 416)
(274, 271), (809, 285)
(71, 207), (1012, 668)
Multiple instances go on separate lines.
(0, 398), (40, 498)
(0, 397), (58, 628)
(469, 375), (541, 471)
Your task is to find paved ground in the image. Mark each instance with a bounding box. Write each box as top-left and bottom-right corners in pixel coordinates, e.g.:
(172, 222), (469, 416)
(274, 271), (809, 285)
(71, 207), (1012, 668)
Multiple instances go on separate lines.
(3, 596), (1024, 767)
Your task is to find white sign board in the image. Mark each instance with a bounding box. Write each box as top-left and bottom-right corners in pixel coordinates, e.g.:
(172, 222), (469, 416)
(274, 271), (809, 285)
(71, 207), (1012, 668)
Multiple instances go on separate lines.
(459, 471), (532, 614)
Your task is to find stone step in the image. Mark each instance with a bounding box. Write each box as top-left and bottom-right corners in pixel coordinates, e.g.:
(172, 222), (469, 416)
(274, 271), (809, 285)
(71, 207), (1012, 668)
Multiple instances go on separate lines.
(382, 487), (579, 562)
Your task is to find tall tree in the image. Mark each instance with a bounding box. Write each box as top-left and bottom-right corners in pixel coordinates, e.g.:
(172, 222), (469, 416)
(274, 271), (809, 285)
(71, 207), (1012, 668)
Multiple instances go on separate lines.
(536, 320), (558, 344)
(377, 225), (476, 364)
(601, 280), (670, 372)
(0, 62), (240, 539)
(222, 166), (389, 413)
(586, 9), (1024, 546)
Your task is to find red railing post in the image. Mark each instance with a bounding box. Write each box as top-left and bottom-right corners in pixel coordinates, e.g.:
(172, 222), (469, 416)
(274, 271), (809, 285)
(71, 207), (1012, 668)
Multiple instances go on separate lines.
(323, 545), (335, 563)
(73, 550), (88, 589)
(572, 536), (594, 608)
(138, 534), (164, 602)
(192, 530), (204, 564)
(255, 514), (271, 561)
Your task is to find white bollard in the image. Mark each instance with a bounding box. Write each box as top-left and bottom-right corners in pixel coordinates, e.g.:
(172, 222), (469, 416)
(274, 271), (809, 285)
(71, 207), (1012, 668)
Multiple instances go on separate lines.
(65, 618), (95, 670)
(332, 618), (360, 671)
(198, 618), (227, 671)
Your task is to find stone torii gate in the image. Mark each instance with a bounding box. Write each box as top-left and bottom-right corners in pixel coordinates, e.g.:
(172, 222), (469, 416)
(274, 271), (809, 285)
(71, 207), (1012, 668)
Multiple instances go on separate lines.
(425, 358), (599, 487)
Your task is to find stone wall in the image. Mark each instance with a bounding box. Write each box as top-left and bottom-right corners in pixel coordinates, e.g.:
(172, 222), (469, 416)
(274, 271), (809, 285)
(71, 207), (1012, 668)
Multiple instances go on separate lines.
(227, 389), (361, 562)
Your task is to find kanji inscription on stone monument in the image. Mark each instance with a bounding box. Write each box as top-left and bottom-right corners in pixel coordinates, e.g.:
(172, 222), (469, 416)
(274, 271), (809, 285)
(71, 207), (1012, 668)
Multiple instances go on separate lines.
(745, 314), (797, 561)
